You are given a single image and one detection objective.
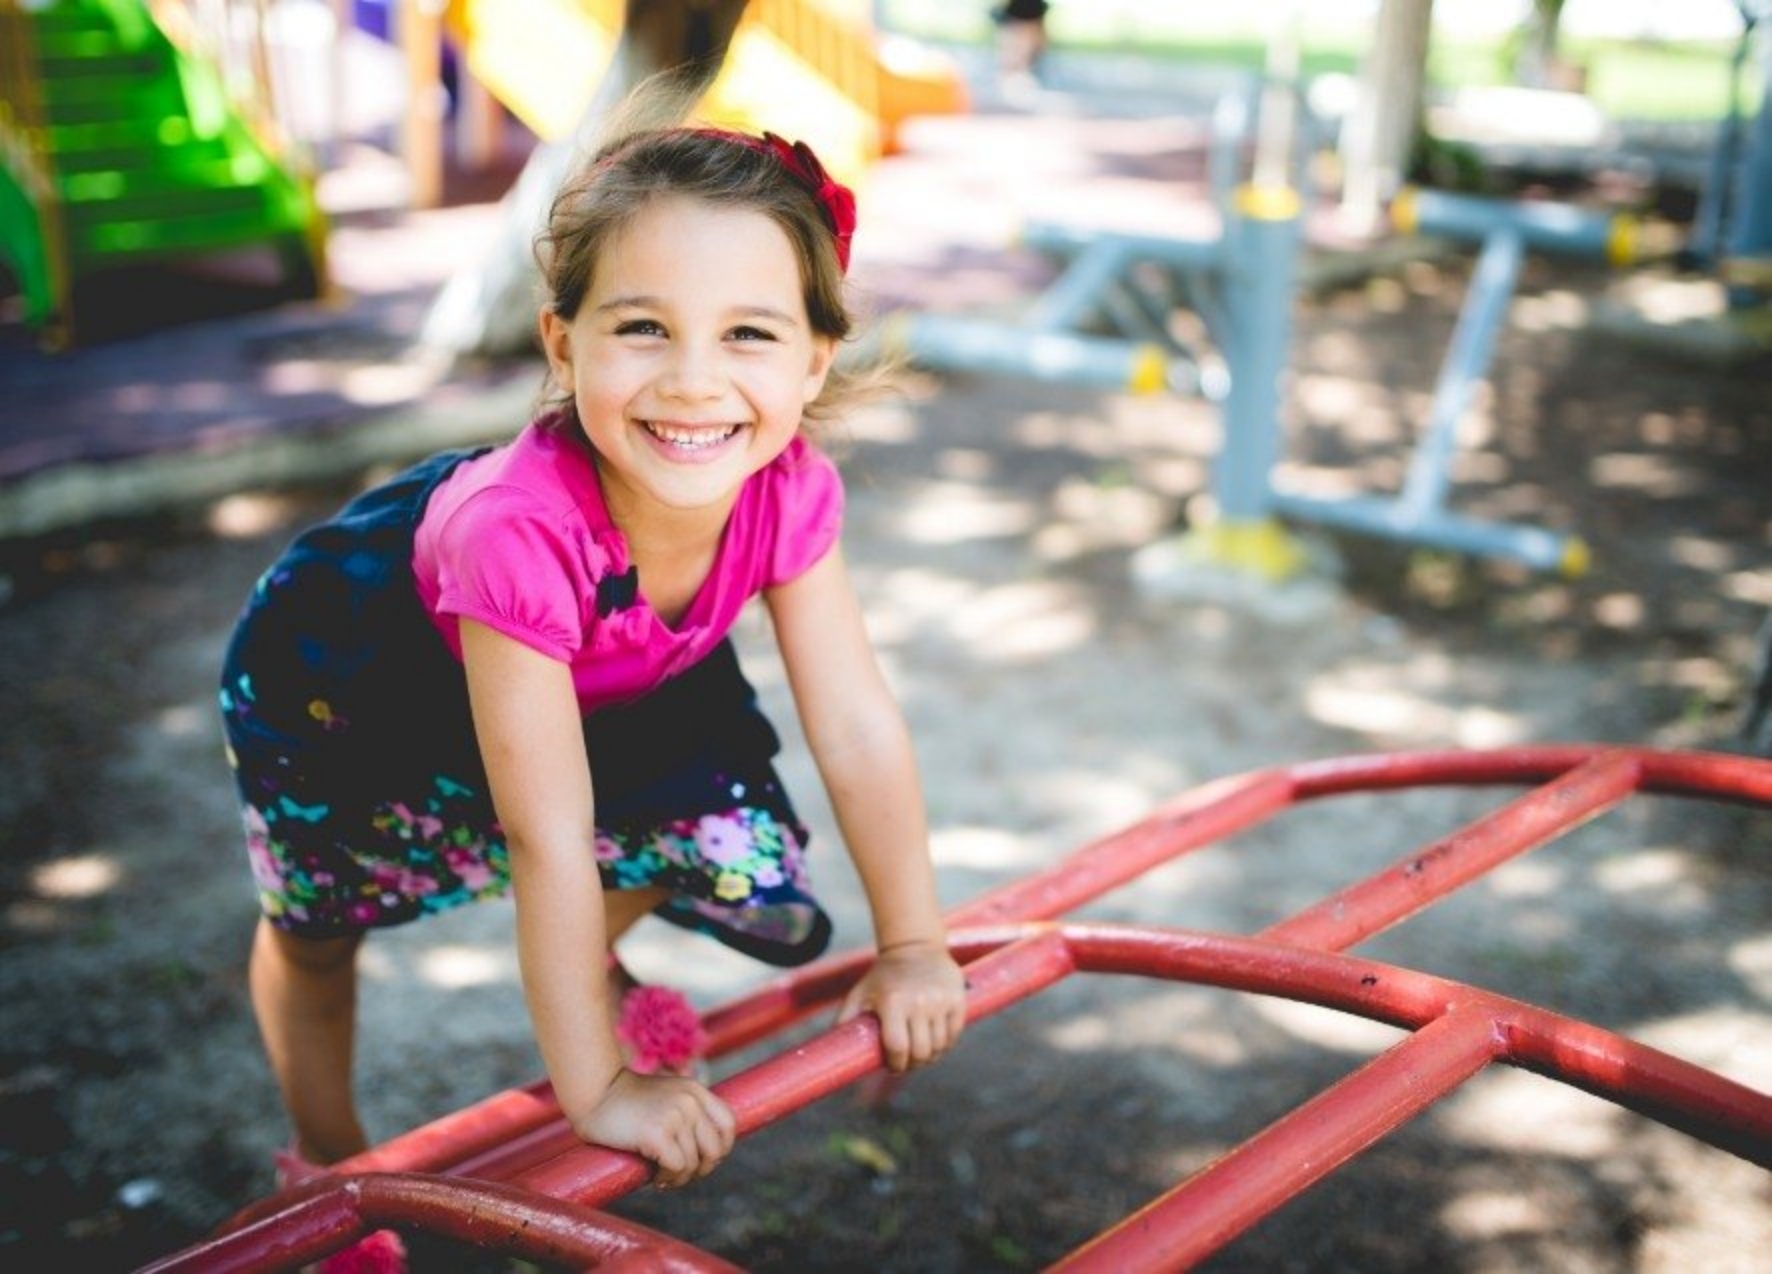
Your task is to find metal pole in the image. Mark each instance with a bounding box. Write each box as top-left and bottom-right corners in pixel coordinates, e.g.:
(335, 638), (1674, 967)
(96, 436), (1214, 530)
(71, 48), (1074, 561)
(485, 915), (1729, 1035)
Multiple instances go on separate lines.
(1400, 226), (1525, 517)
(1265, 490), (1588, 573)
(1394, 186), (1636, 262)
(884, 313), (1170, 395)
(1262, 749), (1642, 951)
(1214, 185), (1302, 523)
(1054, 1007), (1501, 1273)
(141, 1172), (745, 1273)
(1722, 12), (1772, 305)
(156, 747), (1772, 1273)
(1019, 222), (1228, 273)
(1026, 238), (1138, 331)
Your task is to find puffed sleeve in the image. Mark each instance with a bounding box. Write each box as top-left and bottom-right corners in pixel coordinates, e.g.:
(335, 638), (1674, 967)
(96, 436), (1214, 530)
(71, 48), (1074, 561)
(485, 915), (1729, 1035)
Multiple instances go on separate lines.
(765, 440), (846, 586)
(428, 487), (601, 662)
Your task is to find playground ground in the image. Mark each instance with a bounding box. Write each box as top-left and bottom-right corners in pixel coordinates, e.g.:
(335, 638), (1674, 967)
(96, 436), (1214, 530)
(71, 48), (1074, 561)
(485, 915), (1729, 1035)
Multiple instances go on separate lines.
(3, 63), (1771, 1273)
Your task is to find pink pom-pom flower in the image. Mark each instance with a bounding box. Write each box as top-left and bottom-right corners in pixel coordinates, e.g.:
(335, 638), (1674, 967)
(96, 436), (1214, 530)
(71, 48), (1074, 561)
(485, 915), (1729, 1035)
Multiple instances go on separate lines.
(615, 984), (709, 1076)
(318, 1229), (407, 1274)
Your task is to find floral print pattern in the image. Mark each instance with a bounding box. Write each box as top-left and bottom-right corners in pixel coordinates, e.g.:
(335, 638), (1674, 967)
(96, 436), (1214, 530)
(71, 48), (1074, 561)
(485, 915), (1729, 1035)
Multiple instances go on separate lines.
(596, 798), (823, 953)
(231, 749), (820, 954)
(234, 772), (510, 931)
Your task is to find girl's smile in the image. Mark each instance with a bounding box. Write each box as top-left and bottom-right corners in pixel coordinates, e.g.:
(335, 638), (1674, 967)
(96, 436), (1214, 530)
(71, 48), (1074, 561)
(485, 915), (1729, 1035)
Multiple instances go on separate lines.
(639, 419), (742, 458)
(539, 195), (836, 528)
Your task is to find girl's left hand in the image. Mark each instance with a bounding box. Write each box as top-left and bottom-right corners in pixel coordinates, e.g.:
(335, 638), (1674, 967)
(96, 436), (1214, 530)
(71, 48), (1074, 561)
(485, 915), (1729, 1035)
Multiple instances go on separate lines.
(837, 939), (968, 1073)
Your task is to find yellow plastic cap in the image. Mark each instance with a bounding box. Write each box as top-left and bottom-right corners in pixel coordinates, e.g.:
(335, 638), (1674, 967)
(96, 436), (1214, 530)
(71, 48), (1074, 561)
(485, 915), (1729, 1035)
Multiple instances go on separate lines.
(1127, 345), (1168, 395)
(1391, 187), (1420, 234)
(1559, 537), (1592, 579)
(1234, 184), (1302, 222)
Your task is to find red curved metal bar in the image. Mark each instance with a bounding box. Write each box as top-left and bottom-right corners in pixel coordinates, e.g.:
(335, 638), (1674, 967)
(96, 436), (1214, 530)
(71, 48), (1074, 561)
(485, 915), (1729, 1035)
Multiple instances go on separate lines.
(1054, 1006), (1506, 1273)
(1262, 747), (1644, 949)
(1043, 924), (1771, 1163)
(1286, 743), (1772, 805)
(195, 918), (1770, 1272)
(140, 1172), (743, 1273)
(1030, 922), (1772, 1270)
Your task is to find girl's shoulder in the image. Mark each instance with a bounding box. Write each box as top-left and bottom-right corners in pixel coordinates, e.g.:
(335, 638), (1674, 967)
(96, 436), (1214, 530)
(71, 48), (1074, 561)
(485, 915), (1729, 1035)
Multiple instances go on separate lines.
(736, 436), (845, 588)
(746, 436), (843, 528)
(418, 422), (620, 576)
(427, 422), (605, 528)
(758, 435), (841, 496)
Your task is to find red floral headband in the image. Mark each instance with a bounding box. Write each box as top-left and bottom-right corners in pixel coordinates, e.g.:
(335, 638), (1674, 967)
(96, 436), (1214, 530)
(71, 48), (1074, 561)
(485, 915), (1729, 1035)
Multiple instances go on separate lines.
(697, 128), (856, 273)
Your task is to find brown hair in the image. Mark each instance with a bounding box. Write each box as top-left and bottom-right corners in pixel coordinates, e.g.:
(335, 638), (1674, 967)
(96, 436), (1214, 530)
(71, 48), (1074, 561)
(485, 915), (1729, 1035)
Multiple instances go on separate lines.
(534, 117), (866, 426)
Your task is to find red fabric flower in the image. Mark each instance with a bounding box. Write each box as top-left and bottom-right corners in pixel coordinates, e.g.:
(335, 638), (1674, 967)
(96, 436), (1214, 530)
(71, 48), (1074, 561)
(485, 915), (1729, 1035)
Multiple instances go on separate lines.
(759, 132), (857, 273)
(616, 984), (710, 1075)
(694, 127), (857, 272)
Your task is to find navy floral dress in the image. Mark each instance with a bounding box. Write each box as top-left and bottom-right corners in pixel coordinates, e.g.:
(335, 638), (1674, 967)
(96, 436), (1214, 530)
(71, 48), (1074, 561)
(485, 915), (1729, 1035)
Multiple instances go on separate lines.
(219, 448), (832, 965)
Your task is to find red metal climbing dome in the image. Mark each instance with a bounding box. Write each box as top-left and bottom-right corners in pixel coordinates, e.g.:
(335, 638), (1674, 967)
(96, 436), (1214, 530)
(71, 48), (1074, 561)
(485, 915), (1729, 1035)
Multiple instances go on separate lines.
(142, 744), (1771, 1272)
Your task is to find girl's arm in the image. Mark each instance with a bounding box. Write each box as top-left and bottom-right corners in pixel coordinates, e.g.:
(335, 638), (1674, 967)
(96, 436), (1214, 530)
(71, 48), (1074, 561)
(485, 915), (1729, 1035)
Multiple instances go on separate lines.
(459, 619), (734, 1185)
(765, 549), (967, 1072)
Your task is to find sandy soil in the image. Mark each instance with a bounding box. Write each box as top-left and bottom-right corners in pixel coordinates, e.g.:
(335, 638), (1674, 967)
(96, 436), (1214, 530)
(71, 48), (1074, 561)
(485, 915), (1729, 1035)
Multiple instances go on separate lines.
(3, 114), (1770, 1272)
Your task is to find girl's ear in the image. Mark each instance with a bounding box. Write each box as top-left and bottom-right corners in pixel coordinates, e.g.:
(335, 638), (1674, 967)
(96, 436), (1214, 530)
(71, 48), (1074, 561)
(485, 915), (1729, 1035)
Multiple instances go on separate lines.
(538, 309), (575, 391)
(802, 335), (838, 405)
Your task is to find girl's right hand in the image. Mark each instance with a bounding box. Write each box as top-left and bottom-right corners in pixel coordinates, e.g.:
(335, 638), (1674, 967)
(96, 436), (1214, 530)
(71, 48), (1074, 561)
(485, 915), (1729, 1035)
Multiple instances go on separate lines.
(572, 1069), (738, 1189)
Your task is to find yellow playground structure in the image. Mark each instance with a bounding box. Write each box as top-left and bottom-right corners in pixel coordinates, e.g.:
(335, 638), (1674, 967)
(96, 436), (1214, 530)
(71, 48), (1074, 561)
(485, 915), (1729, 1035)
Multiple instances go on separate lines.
(444, 0), (966, 182)
(0, 0), (967, 344)
(0, 0), (324, 345)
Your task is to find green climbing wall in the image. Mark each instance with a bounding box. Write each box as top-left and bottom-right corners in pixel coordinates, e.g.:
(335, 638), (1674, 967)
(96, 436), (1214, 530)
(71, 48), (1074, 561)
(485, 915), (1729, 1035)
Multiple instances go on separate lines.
(0, 0), (324, 344)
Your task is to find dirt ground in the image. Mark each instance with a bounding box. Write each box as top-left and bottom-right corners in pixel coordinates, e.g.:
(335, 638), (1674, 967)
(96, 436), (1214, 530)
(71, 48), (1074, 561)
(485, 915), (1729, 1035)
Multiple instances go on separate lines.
(3, 113), (1771, 1271)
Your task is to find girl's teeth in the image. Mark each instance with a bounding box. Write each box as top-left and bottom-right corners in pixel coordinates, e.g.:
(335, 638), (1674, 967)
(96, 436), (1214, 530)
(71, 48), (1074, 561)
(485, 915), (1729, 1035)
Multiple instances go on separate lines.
(648, 423), (736, 449)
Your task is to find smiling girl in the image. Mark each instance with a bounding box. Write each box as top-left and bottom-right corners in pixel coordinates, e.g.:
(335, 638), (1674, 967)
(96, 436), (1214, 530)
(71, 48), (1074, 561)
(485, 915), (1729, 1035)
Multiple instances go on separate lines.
(219, 123), (965, 1221)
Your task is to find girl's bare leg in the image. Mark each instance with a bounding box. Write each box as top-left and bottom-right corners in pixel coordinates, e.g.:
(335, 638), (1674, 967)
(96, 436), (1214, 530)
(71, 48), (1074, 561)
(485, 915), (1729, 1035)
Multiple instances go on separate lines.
(603, 885), (672, 1006)
(249, 917), (368, 1165)
(251, 889), (667, 1163)
(605, 885), (670, 945)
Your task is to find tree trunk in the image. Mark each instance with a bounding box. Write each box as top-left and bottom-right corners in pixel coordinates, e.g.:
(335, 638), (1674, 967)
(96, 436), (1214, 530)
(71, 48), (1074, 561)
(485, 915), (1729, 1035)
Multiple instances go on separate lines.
(1515, 0), (1566, 89)
(1338, 0), (1433, 230)
(421, 0), (748, 358)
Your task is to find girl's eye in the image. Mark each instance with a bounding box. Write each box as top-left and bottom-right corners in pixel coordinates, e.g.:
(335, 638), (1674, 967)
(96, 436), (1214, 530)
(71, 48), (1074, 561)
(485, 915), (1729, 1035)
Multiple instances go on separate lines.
(614, 319), (665, 337)
(729, 325), (776, 342)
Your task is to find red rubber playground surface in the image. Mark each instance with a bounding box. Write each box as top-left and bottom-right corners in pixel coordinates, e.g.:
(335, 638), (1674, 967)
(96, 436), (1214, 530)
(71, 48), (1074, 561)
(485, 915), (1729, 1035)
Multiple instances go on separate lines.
(142, 744), (1772, 1273)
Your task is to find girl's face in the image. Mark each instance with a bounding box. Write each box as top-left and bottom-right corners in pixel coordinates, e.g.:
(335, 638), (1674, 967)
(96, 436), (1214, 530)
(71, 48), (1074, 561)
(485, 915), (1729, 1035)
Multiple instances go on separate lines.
(539, 195), (837, 527)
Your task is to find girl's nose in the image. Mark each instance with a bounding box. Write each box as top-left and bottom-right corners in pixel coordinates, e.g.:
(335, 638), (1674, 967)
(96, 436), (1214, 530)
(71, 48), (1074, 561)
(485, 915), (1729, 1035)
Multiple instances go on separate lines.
(659, 343), (723, 400)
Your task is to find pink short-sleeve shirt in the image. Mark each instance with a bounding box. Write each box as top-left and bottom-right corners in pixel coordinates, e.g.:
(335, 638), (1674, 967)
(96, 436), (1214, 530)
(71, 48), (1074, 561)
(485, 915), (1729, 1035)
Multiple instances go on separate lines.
(412, 418), (843, 712)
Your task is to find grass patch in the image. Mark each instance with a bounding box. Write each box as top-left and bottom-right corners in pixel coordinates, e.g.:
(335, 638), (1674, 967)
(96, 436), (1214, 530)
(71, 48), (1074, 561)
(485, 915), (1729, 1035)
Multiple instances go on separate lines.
(879, 2), (1756, 121)
(1432, 36), (1750, 120)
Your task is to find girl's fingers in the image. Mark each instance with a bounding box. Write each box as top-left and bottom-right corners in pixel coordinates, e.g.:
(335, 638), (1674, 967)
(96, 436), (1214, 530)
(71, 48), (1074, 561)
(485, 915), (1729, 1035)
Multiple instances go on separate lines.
(835, 986), (865, 1025)
(654, 1132), (708, 1189)
(696, 1094), (736, 1154)
(641, 1087), (737, 1188)
(907, 1014), (935, 1067)
(650, 1137), (689, 1189)
(880, 1004), (960, 1071)
(949, 1000), (969, 1042)
(700, 1090), (737, 1140)
(878, 1012), (909, 1072)
(847, 965), (971, 1072)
